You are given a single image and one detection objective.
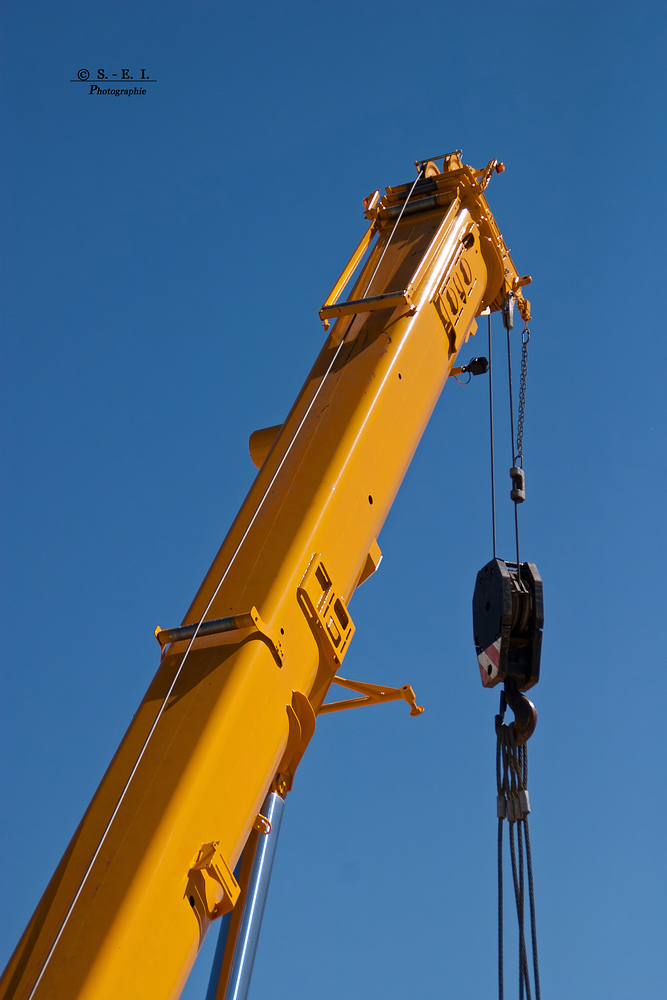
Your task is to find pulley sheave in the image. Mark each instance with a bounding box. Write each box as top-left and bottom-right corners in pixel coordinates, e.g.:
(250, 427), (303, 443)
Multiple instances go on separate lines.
(472, 558), (543, 691)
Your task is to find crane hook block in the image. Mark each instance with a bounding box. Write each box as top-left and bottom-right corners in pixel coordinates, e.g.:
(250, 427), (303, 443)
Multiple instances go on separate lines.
(472, 558), (543, 691)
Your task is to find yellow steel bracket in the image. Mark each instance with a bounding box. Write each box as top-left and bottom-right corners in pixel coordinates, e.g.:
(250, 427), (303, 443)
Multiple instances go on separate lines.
(186, 842), (240, 924)
(154, 607), (284, 667)
(318, 675), (424, 717)
(273, 689), (317, 796)
(253, 813), (272, 835)
(297, 554), (355, 670)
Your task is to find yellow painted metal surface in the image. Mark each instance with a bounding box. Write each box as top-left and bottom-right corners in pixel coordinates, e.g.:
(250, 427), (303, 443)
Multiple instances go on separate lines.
(248, 424), (282, 469)
(1, 155), (530, 1000)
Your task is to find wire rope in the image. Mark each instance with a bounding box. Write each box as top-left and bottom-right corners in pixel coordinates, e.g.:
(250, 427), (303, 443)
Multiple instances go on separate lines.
(523, 820), (541, 1000)
(494, 306), (541, 1000)
(25, 315), (358, 1000)
(517, 812), (530, 1000)
(497, 726), (504, 1000)
(488, 312), (497, 558)
(497, 714), (542, 1000)
(361, 168), (424, 297)
(498, 817), (504, 1000)
(26, 165), (440, 997)
(506, 326), (521, 580)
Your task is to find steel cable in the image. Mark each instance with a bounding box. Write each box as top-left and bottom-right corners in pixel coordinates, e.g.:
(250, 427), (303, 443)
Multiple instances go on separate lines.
(517, 812), (530, 1000)
(496, 714), (542, 1000)
(25, 316), (359, 1000)
(507, 820), (525, 1000)
(496, 722), (505, 1000)
(523, 820), (542, 1000)
(506, 327), (521, 578)
(361, 168), (424, 298)
(26, 164), (432, 998)
(488, 312), (497, 558)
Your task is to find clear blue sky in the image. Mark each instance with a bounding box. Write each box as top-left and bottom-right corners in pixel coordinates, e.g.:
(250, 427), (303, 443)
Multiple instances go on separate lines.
(1, 2), (666, 998)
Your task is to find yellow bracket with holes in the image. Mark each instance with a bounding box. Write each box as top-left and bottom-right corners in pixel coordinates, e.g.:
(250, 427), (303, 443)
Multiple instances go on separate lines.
(297, 555), (355, 669)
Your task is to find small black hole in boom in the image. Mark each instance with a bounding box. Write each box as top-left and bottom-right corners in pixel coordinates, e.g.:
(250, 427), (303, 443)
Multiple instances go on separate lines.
(368, 495), (374, 505)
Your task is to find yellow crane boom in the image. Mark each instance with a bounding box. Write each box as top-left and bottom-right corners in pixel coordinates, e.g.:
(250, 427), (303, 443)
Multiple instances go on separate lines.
(1, 152), (531, 1000)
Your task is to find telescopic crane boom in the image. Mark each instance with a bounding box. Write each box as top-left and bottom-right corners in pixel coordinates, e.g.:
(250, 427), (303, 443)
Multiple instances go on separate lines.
(1, 152), (531, 1000)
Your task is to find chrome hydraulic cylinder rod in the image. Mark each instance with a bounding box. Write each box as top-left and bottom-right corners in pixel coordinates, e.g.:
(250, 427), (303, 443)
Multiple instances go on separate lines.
(206, 792), (285, 1000)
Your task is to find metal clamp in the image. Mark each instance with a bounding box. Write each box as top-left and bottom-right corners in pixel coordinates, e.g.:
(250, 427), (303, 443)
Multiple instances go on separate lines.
(186, 842), (240, 923)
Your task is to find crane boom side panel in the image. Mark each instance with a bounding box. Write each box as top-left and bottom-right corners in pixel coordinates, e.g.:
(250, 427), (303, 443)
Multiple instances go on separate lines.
(1, 187), (504, 1000)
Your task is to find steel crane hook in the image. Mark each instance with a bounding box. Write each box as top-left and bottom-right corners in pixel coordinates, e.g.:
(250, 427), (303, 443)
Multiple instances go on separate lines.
(497, 678), (538, 745)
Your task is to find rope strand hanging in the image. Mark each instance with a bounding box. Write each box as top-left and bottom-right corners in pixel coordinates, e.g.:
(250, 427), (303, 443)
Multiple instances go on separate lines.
(474, 299), (544, 1000)
(504, 298), (522, 578)
(488, 311), (497, 559)
(496, 691), (541, 1000)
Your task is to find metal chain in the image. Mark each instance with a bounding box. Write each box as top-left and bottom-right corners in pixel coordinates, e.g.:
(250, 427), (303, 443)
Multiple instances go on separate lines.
(515, 327), (530, 469)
